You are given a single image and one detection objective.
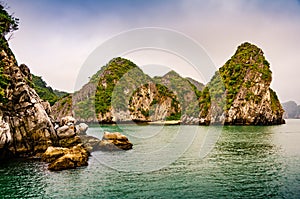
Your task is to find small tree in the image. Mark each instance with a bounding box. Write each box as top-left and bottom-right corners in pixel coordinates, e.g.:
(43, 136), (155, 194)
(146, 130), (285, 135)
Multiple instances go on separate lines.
(0, 3), (19, 40)
(0, 2), (19, 102)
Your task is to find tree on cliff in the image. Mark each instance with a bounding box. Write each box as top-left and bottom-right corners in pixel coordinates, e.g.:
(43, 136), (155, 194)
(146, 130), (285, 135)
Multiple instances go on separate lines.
(0, 3), (19, 40)
(0, 3), (19, 102)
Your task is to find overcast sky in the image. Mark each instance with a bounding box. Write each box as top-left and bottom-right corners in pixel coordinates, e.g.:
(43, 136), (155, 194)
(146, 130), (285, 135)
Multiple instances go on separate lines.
(4, 0), (300, 103)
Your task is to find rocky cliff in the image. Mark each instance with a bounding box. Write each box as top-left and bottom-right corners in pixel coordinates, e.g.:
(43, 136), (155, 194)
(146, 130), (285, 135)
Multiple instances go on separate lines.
(52, 57), (184, 123)
(154, 70), (203, 123)
(0, 45), (57, 158)
(51, 43), (284, 126)
(198, 42), (285, 125)
(0, 5), (88, 165)
(129, 82), (180, 121)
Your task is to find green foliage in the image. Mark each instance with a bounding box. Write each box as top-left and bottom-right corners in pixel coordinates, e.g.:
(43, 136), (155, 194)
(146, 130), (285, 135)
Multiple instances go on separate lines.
(154, 70), (202, 117)
(166, 112), (181, 120)
(0, 3), (19, 39)
(32, 74), (68, 105)
(269, 88), (282, 113)
(141, 109), (149, 117)
(0, 4), (19, 103)
(0, 63), (8, 102)
(150, 98), (158, 106)
(196, 42), (275, 117)
(94, 57), (149, 115)
(198, 86), (211, 117)
(74, 97), (95, 119)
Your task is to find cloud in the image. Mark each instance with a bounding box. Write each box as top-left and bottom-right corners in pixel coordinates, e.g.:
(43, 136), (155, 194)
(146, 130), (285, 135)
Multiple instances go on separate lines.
(4, 0), (300, 103)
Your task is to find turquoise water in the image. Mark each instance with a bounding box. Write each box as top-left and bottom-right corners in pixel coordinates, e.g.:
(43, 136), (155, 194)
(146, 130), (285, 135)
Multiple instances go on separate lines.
(1, 120), (300, 198)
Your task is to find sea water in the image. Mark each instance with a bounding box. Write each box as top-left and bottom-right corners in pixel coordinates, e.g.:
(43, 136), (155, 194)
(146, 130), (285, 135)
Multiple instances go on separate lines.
(1, 120), (300, 198)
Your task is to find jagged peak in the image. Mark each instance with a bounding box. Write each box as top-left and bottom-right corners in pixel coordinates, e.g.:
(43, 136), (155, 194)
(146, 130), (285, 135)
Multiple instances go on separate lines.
(108, 57), (138, 68)
(230, 42), (267, 66)
(220, 42), (272, 84)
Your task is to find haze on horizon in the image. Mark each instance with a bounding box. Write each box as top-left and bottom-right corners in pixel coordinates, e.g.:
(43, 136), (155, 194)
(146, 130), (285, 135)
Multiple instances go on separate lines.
(4, 0), (300, 103)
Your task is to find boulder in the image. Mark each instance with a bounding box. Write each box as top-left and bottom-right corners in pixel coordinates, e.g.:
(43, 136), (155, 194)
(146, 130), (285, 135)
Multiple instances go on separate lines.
(56, 125), (76, 139)
(43, 144), (89, 171)
(41, 146), (69, 163)
(79, 135), (101, 152)
(60, 116), (76, 126)
(58, 135), (82, 148)
(79, 132), (133, 152)
(75, 123), (89, 135)
(100, 132), (133, 150)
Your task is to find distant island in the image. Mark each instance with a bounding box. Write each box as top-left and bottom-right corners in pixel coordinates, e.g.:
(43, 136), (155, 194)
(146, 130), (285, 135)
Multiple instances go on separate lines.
(51, 43), (285, 125)
(282, 101), (300, 119)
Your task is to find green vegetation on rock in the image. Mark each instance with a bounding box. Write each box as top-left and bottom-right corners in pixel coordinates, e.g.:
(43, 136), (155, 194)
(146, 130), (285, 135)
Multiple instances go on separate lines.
(0, 3), (19, 103)
(197, 42), (284, 125)
(52, 43), (284, 125)
(95, 57), (151, 116)
(154, 70), (202, 118)
(32, 75), (68, 105)
(219, 42), (272, 109)
(199, 42), (274, 114)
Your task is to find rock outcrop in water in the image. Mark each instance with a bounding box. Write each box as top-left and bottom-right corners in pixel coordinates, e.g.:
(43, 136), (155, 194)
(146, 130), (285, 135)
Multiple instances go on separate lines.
(52, 43), (285, 126)
(0, 5), (90, 170)
(198, 42), (285, 125)
(0, 40), (90, 164)
(80, 132), (133, 152)
(42, 144), (89, 171)
(40, 116), (90, 170)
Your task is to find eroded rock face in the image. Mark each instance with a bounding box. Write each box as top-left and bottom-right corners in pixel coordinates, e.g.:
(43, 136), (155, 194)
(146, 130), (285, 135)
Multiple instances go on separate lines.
(198, 42), (285, 125)
(129, 83), (180, 122)
(0, 50), (56, 158)
(0, 23), (90, 170)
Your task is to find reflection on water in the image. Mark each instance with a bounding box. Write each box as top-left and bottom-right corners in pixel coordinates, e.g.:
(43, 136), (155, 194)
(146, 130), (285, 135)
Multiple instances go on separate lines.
(209, 125), (285, 198)
(0, 159), (48, 198)
(0, 120), (299, 198)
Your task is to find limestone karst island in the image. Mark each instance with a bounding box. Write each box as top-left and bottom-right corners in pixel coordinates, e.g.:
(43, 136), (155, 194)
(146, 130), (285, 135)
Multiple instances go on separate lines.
(0, 4), (284, 172)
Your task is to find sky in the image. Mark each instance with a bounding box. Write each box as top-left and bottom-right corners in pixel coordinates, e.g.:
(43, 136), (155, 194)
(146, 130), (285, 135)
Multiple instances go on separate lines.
(4, 0), (300, 103)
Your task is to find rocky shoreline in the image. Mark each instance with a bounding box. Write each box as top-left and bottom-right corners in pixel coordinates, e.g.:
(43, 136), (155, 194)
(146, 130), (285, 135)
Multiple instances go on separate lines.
(40, 116), (133, 171)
